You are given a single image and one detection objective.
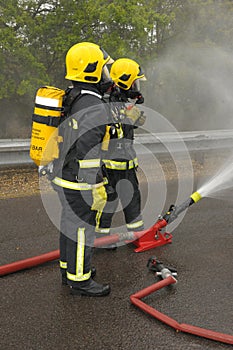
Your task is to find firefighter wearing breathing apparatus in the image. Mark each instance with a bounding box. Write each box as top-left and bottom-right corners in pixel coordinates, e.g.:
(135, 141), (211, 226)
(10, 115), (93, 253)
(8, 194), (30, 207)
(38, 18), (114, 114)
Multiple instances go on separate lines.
(96, 58), (147, 237)
(52, 42), (114, 296)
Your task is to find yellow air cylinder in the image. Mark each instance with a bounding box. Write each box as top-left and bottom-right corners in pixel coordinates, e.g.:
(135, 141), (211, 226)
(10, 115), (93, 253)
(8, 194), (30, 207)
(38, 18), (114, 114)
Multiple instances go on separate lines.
(30, 86), (65, 166)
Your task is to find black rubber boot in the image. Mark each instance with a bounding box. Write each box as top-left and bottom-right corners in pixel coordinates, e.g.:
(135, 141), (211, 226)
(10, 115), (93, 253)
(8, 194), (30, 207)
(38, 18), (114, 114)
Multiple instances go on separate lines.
(61, 267), (96, 286)
(70, 278), (110, 297)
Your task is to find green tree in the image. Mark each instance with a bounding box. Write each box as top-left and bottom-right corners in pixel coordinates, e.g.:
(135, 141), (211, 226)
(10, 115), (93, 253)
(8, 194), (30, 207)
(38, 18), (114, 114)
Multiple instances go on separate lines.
(0, 0), (232, 137)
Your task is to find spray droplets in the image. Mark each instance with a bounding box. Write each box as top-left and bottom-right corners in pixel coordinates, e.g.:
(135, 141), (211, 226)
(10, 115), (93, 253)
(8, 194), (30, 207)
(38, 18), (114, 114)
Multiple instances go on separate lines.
(197, 158), (233, 198)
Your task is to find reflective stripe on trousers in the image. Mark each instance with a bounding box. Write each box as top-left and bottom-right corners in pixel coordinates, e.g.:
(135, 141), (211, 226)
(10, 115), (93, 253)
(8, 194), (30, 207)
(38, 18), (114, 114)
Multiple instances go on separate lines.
(126, 220), (144, 230)
(95, 210), (110, 234)
(66, 228), (91, 282)
(59, 260), (67, 269)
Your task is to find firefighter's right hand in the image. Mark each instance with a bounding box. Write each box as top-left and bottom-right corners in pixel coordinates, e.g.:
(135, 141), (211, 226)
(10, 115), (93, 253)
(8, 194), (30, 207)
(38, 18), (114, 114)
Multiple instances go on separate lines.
(124, 106), (141, 124)
(134, 111), (146, 126)
(124, 106), (146, 126)
(91, 185), (107, 212)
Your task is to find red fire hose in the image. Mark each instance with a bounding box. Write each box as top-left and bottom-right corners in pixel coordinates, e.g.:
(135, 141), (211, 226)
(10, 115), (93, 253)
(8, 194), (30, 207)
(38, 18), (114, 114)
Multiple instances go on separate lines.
(0, 235), (127, 276)
(0, 249), (60, 276)
(130, 276), (233, 345)
(0, 218), (171, 276)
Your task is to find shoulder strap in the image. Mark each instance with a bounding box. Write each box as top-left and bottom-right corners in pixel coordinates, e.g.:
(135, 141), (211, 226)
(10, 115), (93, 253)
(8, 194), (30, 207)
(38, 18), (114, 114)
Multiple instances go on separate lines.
(80, 89), (103, 99)
(63, 86), (81, 108)
(63, 88), (103, 117)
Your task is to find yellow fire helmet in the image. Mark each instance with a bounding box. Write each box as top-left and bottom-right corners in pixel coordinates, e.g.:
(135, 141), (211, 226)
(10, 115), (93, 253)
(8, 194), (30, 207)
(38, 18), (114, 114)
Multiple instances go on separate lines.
(110, 58), (146, 90)
(65, 42), (113, 83)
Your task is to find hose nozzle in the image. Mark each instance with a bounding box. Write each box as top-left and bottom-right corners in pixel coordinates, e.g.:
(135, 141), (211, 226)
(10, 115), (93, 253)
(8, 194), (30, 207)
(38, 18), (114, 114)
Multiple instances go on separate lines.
(190, 191), (202, 203)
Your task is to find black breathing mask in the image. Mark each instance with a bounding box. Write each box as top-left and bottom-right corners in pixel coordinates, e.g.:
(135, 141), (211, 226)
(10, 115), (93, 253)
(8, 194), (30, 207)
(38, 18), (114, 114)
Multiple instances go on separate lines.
(97, 65), (114, 94)
(110, 85), (144, 104)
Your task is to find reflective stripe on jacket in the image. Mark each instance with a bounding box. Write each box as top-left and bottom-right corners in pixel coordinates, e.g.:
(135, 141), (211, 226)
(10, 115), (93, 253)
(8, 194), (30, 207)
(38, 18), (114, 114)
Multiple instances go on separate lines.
(102, 157), (138, 170)
(52, 177), (108, 191)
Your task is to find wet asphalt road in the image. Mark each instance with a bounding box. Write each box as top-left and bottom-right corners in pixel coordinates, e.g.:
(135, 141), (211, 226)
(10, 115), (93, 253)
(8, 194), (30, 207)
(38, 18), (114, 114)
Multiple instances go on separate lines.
(1, 178), (233, 350)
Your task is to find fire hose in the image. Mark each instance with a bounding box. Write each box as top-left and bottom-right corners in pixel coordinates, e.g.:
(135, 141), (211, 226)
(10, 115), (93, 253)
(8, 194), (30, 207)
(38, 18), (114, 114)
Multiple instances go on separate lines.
(1, 190), (233, 345)
(0, 226), (165, 276)
(0, 191), (201, 276)
(130, 257), (233, 345)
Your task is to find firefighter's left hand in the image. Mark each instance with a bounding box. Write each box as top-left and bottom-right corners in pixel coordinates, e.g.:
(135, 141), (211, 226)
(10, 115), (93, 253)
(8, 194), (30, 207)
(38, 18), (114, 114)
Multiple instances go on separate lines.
(91, 185), (107, 212)
(125, 106), (146, 126)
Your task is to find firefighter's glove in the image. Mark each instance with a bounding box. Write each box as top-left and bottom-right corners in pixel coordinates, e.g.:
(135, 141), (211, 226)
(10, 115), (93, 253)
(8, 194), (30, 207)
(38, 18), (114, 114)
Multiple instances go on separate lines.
(91, 185), (107, 212)
(125, 106), (146, 126)
(135, 111), (146, 126)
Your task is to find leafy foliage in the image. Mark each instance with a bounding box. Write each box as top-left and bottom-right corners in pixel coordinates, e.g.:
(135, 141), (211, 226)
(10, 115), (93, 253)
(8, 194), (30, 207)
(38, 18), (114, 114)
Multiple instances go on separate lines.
(0, 0), (232, 137)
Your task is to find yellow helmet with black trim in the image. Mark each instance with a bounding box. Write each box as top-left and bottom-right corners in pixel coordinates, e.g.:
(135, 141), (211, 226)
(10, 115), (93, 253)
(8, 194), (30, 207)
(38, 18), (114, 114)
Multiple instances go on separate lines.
(110, 58), (146, 90)
(65, 42), (113, 83)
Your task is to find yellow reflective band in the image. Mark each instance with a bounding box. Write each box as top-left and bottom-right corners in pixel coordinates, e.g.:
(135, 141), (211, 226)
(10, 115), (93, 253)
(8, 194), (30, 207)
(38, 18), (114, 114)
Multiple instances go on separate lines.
(52, 177), (93, 190)
(95, 210), (103, 232)
(127, 220), (144, 229)
(95, 227), (110, 234)
(95, 210), (110, 234)
(116, 124), (124, 139)
(77, 228), (85, 278)
(53, 177), (107, 191)
(66, 228), (91, 282)
(67, 270), (91, 282)
(101, 125), (111, 151)
(133, 157), (138, 167)
(102, 158), (138, 170)
(104, 160), (127, 170)
(59, 260), (67, 269)
(79, 159), (100, 168)
(102, 177), (108, 185)
(71, 118), (78, 130)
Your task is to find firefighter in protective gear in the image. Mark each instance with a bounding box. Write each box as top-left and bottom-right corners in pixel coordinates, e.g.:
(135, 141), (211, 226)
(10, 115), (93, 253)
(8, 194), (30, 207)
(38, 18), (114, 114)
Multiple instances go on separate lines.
(97, 58), (147, 237)
(52, 42), (113, 296)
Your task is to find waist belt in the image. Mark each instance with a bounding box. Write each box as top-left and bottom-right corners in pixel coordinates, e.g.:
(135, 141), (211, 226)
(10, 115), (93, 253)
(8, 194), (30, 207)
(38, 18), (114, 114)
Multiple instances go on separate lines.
(102, 158), (138, 170)
(52, 177), (108, 190)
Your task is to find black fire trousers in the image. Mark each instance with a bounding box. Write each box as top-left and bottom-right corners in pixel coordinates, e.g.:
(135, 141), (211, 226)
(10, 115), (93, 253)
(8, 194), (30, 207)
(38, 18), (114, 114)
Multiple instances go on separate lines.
(57, 187), (96, 286)
(97, 167), (144, 233)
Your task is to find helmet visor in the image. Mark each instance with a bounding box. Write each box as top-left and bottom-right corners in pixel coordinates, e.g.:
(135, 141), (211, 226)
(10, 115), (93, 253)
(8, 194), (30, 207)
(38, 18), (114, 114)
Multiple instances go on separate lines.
(137, 66), (146, 79)
(102, 65), (111, 82)
(132, 79), (140, 92)
(132, 74), (147, 91)
(100, 47), (114, 64)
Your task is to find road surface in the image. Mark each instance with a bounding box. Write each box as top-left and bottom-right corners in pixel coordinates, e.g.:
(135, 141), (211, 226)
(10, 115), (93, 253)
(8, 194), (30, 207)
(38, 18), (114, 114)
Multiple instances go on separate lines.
(1, 169), (233, 350)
